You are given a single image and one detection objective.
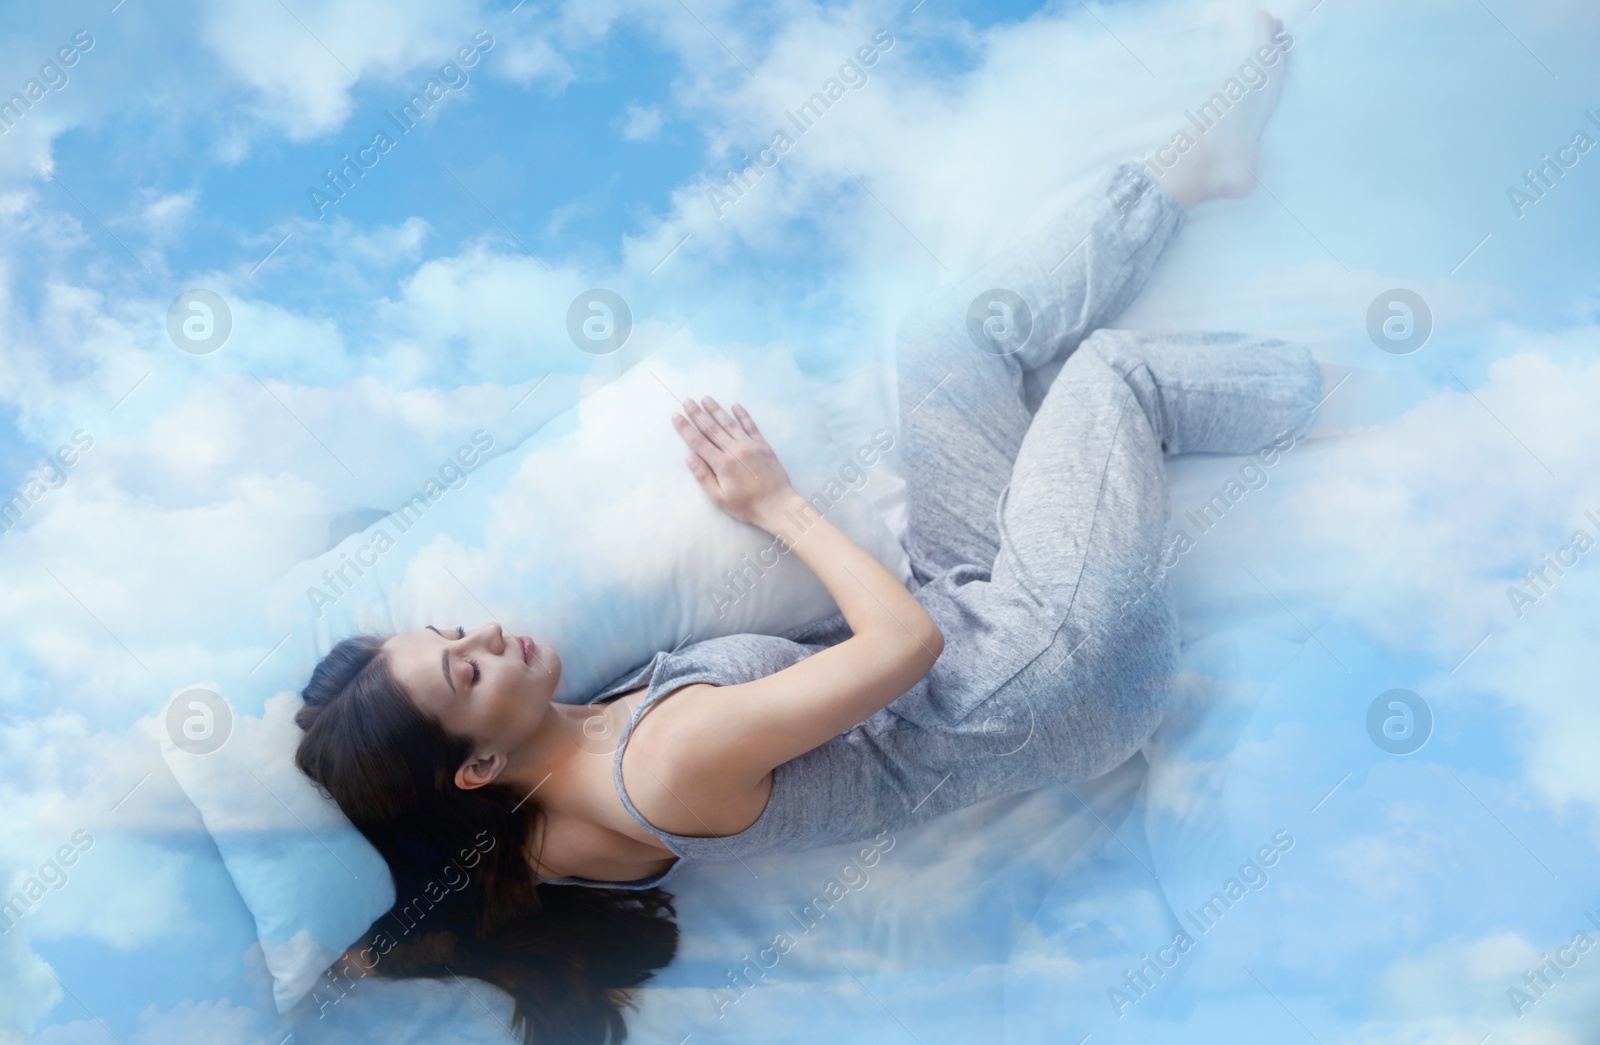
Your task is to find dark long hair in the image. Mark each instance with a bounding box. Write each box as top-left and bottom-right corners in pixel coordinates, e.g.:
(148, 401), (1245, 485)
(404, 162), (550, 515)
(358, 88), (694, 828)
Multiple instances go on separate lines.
(293, 635), (679, 1044)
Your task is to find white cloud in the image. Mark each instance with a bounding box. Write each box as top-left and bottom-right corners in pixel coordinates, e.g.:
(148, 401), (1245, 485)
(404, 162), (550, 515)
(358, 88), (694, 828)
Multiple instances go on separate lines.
(1371, 930), (1600, 1040)
(1145, 756), (1229, 820)
(620, 102), (665, 141)
(20, 832), (195, 950)
(3, 0), (1600, 1037)
(337, 215), (431, 264)
(0, 712), (201, 837)
(32, 998), (287, 1045)
(135, 190), (196, 237)
(0, 713), (207, 998)
(195, 0), (584, 145)
(0, 717), (200, 956)
(196, 0), (480, 141)
(262, 929), (340, 1012)
(0, 932), (59, 1035)
(151, 690), (345, 835)
(1273, 346), (1600, 810)
(1327, 806), (1452, 905)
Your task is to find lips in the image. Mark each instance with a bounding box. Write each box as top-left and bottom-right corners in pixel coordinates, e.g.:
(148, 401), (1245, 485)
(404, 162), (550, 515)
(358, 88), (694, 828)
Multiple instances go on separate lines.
(518, 635), (534, 666)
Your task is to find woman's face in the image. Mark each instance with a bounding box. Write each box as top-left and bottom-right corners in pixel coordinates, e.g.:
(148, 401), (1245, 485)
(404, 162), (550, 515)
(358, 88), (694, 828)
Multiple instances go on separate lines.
(383, 623), (563, 758)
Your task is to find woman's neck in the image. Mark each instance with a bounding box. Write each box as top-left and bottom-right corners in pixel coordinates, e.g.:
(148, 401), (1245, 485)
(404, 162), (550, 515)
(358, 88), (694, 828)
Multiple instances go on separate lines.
(497, 692), (649, 825)
(498, 701), (601, 796)
(501, 688), (680, 877)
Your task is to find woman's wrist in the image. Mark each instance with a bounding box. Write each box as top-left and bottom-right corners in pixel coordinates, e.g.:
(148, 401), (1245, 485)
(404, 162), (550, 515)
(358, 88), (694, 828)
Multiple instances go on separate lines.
(750, 489), (812, 538)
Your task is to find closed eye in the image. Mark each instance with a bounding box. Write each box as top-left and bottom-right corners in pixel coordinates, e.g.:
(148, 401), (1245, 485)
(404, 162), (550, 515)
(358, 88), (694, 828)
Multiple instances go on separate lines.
(456, 628), (479, 685)
(426, 625), (478, 691)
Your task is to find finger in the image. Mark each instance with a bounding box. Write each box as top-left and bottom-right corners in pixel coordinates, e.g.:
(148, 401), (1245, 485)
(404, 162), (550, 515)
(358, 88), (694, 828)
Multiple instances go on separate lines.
(683, 397), (732, 451)
(695, 395), (740, 444)
(672, 411), (727, 464)
(731, 402), (760, 437)
(701, 396), (744, 441)
(697, 396), (761, 480)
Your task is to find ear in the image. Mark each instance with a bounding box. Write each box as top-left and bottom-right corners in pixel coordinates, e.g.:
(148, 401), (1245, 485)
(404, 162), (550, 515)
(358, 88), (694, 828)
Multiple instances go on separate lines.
(454, 751), (508, 791)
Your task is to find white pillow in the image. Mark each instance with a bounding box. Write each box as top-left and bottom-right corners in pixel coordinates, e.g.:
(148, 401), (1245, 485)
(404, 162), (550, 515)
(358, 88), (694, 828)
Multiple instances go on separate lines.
(148, 690), (391, 1012)
(161, 339), (911, 1014)
(270, 338), (910, 701)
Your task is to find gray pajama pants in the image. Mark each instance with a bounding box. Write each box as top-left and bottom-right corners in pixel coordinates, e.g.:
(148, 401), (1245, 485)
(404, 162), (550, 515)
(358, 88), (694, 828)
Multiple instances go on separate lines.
(564, 162), (1328, 880)
(890, 161), (1322, 783)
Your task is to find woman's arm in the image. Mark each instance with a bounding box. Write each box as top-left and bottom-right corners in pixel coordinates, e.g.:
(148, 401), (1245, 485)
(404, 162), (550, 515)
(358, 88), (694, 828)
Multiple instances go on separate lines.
(666, 396), (943, 780)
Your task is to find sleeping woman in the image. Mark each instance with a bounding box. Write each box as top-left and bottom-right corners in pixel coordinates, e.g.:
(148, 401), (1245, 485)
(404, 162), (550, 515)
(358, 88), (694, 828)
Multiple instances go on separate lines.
(293, 10), (1319, 1043)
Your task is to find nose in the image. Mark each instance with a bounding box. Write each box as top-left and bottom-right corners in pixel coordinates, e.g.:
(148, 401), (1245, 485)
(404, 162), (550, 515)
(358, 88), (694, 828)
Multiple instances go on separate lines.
(469, 622), (506, 654)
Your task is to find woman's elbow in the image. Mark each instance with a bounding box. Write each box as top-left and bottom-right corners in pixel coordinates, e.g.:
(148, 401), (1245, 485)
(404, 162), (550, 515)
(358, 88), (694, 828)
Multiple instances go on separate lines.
(871, 619), (944, 674)
(909, 621), (944, 666)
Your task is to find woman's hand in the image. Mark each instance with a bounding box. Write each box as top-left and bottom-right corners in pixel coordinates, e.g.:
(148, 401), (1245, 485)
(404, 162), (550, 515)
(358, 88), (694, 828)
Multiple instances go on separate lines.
(671, 395), (796, 528)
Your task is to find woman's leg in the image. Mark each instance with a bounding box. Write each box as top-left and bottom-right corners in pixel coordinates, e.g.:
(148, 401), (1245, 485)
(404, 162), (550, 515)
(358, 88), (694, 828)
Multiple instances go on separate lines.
(1010, 330), (1322, 775)
(896, 7), (1291, 590)
(896, 329), (1323, 757)
(895, 160), (1186, 589)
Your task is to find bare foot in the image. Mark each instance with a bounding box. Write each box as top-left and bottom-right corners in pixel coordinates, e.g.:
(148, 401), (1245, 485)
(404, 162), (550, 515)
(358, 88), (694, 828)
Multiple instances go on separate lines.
(1147, 10), (1292, 209)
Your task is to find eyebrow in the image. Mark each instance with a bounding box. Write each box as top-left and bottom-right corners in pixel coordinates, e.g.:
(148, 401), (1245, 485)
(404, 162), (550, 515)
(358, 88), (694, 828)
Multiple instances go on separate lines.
(425, 626), (457, 697)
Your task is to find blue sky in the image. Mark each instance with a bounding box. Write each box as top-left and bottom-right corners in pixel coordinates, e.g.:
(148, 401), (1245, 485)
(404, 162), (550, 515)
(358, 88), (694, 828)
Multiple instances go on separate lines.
(4, 0), (1600, 1042)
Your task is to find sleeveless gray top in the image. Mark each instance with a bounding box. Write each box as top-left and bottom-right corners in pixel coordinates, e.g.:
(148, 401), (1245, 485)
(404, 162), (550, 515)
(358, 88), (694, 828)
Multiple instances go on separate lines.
(532, 611), (1028, 891)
